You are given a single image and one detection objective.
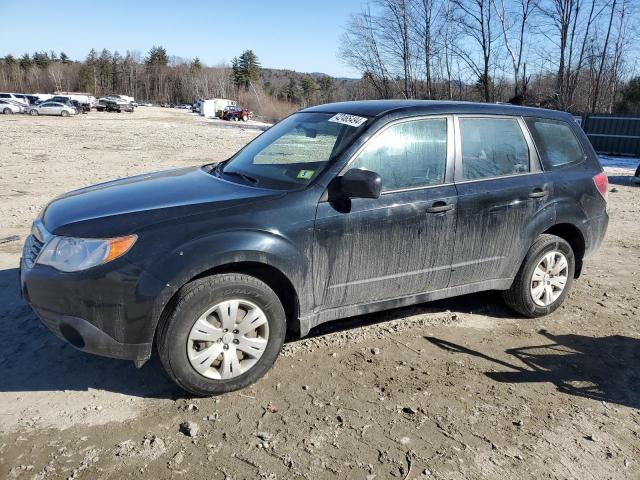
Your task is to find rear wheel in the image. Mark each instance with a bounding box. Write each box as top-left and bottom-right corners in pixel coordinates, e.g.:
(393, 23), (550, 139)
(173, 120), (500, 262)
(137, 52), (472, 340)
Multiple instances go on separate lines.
(503, 234), (575, 317)
(29, 109), (38, 116)
(3, 107), (12, 115)
(157, 274), (286, 396)
(242, 115), (248, 122)
(61, 110), (69, 117)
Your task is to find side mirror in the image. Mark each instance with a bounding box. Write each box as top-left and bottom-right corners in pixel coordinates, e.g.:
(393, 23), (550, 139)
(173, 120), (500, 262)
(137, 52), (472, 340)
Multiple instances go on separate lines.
(340, 168), (382, 199)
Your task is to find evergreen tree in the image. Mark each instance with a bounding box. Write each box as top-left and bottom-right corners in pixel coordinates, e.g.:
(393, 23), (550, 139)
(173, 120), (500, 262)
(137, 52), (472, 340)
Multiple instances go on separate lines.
(318, 75), (335, 103)
(4, 54), (16, 66)
(32, 51), (51, 69)
(300, 75), (316, 106)
(232, 50), (261, 91)
(79, 49), (98, 93)
(191, 57), (202, 71)
(146, 46), (168, 66)
(97, 49), (113, 93)
(616, 77), (640, 115)
(284, 76), (299, 102)
(19, 53), (32, 70)
(59, 52), (70, 64)
(112, 51), (123, 93)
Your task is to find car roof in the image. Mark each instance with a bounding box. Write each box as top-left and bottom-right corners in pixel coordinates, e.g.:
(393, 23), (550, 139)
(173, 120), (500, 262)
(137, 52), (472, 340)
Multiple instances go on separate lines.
(302, 100), (573, 122)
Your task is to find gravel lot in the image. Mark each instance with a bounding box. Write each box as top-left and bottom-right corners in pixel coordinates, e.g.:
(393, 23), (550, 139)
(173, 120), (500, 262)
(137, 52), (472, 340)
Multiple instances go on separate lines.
(0, 107), (638, 479)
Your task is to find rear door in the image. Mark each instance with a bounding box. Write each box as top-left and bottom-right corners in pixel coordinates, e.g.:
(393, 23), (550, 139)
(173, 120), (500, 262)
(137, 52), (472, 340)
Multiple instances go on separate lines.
(450, 115), (554, 286)
(314, 116), (458, 309)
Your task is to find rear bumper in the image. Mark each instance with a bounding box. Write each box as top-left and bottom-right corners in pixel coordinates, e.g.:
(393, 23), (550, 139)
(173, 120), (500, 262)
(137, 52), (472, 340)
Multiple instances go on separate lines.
(32, 306), (151, 363)
(583, 212), (609, 258)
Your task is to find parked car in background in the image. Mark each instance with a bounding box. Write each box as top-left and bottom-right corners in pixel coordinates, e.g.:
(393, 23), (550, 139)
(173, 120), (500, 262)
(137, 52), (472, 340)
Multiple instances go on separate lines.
(19, 100), (609, 396)
(53, 92), (94, 112)
(27, 101), (77, 116)
(0, 99), (24, 114)
(24, 95), (41, 105)
(95, 97), (134, 113)
(223, 106), (251, 122)
(0, 92), (29, 107)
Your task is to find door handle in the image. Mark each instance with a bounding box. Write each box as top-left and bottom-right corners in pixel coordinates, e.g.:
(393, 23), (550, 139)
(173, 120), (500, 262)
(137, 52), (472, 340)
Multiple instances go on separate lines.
(426, 201), (454, 213)
(528, 189), (549, 199)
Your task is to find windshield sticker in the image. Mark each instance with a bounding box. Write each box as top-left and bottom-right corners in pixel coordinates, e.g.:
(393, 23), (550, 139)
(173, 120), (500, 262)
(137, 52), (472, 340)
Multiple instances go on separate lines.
(296, 169), (316, 180)
(328, 113), (367, 128)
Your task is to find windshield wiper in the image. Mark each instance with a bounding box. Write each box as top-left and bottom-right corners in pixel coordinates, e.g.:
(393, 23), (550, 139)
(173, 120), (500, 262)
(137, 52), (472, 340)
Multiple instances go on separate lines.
(222, 170), (259, 186)
(212, 160), (229, 177)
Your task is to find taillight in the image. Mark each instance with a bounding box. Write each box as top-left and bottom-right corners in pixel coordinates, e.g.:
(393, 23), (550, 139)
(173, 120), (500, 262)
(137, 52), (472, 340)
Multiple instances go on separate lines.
(593, 172), (608, 202)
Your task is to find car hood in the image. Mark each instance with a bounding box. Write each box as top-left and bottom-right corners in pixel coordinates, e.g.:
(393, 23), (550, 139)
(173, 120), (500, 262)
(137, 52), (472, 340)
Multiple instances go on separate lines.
(42, 166), (283, 236)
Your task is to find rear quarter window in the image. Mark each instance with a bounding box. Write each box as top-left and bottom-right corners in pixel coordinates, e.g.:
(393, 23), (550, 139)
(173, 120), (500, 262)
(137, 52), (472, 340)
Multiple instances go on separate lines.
(525, 118), (584, 170)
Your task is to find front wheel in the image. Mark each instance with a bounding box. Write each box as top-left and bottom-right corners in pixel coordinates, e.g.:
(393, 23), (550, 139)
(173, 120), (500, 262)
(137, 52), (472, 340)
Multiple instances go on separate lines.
(157, 273), (286, 396)
(61, 110), (69, 117)
(29, 109), (38, 116)
(503, 234), (575, 317)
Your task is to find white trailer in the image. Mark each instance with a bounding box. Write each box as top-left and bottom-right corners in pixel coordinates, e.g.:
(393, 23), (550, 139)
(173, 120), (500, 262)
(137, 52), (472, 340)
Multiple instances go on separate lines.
(200, 98), (237, 118)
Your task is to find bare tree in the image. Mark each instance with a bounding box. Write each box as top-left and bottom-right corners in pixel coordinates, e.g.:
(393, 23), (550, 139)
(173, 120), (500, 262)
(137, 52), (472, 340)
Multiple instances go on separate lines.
(589, 0), (618, 112)
(452, 0), (498, 102)
(492, 0), (534, 99)
(376, 0), (416, 98)
(339, 7), (394, 98)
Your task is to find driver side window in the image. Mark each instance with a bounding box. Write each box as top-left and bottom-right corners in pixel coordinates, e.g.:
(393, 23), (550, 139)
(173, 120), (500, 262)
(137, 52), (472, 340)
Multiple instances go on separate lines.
(349, 118), (447, 192)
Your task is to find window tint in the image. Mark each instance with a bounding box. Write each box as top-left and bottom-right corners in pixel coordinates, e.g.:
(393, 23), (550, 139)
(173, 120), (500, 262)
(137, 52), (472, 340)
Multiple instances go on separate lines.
(459, 117), (530, 180)
(0, 94), (9, 98)
(350, 118), (447, 191)
(525, 118), (583, 169)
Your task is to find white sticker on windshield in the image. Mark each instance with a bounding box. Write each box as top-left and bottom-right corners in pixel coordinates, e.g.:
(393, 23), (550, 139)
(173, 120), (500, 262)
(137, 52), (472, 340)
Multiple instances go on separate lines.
(328, 113), (367, 128)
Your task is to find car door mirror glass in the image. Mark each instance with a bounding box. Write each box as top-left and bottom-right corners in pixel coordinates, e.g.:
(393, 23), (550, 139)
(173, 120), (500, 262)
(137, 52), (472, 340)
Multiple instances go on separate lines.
(340, 168), (382, 199)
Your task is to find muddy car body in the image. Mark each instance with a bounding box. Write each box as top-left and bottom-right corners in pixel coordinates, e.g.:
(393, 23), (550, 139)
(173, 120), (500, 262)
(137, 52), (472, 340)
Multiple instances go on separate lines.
(20, 100), (608, 395)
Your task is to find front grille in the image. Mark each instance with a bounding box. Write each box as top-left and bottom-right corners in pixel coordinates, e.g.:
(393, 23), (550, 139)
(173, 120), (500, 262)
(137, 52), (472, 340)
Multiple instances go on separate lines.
(23, 234), (44, 268)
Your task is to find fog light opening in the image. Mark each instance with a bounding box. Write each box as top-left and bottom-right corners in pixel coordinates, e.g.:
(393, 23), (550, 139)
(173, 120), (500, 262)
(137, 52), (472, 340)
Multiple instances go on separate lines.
(60, 323), (85, 349)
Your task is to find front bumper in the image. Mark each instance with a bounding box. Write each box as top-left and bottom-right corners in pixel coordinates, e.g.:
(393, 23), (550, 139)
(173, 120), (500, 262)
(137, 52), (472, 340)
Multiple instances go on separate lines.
(19, 250), (164, 365)
(31, 305), (152, 363)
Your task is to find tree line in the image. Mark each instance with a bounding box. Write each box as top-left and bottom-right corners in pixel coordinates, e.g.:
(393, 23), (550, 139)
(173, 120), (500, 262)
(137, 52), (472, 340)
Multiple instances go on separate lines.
(2, 0), (640, 122)
(339, 0), (640, 113)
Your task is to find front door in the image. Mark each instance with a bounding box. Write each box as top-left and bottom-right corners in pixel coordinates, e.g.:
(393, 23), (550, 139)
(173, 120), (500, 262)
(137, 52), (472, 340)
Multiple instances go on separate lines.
(450, 115), (553, 286)
(314, 116), (458, 310)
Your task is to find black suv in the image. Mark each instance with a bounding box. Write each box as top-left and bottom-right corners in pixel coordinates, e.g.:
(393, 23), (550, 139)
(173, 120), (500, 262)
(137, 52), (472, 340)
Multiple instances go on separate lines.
(20, 101), (608, 395)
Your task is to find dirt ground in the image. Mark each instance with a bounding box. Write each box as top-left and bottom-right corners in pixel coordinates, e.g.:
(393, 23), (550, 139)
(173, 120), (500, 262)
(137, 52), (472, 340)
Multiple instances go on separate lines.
(0, 107), (638, 480)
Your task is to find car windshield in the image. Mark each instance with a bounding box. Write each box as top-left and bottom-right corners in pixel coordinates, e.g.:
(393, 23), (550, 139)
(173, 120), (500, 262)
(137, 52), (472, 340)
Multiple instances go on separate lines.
(217, 112), (368, 189)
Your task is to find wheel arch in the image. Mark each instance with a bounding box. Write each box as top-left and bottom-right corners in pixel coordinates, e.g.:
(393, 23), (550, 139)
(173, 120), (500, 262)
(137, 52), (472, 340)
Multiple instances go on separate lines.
(542, 223), (586, 277)
(152, 259), (303, 352)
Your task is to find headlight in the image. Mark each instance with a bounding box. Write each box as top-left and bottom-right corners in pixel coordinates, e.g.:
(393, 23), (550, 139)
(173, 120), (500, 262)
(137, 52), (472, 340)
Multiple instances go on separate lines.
(37, 235), (137, 272)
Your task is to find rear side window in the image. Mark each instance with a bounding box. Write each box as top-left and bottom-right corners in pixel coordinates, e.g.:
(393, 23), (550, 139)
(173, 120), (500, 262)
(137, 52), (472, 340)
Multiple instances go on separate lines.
(350, 118), (447, 191)
(459, 117), (530, 180)
(525, 118), (584, 169)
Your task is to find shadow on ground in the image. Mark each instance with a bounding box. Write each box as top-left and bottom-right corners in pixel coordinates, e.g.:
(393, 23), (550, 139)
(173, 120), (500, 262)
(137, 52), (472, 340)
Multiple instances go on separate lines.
(0, 267), (177, 398)
(608, 175), (639, 187)
(426, 330), (640, 409)
(0, 264), (516, 398)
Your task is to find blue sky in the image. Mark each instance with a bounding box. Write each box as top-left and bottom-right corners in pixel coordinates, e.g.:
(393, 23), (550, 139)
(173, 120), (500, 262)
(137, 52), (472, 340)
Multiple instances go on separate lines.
(0, 0), (363, 78)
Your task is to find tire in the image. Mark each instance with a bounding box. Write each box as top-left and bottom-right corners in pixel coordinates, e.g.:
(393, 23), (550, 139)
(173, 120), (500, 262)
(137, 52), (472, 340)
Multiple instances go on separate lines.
(61, 110), (69, 117)
(29, 109), (38, 116)
(3, 108), (12, 115)
(503, 234), (575, 317)
(242, 115), (248, 122)
(157, 273), (286, 396)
